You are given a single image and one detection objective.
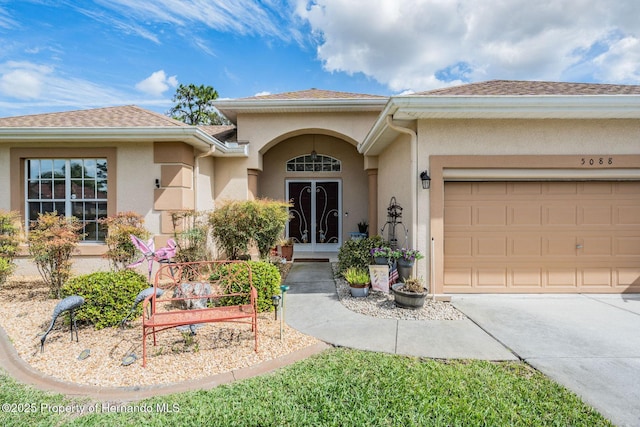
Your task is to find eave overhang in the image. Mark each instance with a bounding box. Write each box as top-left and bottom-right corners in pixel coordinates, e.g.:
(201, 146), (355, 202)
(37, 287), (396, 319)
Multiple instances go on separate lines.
(359, 95), (640, 156)
(0, 126), (247, 157)
(214, 98), (388, 123)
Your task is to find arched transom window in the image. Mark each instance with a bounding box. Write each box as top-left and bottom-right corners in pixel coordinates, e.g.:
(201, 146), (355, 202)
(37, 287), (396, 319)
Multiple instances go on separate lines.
(286, 154), (341, 172)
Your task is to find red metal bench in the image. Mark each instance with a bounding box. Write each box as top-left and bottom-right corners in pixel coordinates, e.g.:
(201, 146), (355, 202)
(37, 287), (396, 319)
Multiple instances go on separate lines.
(142, 260), (258, 367)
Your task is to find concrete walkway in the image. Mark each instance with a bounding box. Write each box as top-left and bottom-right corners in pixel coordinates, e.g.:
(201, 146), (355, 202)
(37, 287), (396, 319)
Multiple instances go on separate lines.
(284, 262), (515, 360)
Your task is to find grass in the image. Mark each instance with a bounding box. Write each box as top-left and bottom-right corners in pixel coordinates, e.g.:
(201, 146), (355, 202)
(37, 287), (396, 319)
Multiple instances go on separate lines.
(0, 348), (612, 427)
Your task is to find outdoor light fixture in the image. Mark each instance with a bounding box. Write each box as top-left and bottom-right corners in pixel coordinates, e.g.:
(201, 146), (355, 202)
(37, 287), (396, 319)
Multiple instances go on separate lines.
(271, 295), (281, 320)
(420, 170), (431, 189)
(155, 178), (160, 189)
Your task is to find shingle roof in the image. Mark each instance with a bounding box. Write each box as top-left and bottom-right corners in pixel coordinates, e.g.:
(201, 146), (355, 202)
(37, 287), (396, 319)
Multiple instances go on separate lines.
(416, 80), (640, 96)
(198, 125), (237, 142)
(0, 105), (187, 127)
(242, 88), (387, 100)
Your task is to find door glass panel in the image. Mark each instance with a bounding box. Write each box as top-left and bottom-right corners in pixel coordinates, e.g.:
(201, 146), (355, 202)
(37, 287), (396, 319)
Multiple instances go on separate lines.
(288, 182), (312, 244)
(316, 182), (339, 244)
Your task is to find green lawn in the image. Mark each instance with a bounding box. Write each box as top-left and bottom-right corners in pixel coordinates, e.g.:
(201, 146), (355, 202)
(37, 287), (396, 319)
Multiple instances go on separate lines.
(1, 348), (611, 427)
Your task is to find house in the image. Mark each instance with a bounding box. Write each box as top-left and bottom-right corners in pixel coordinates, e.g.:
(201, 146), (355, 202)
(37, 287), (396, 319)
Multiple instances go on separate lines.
(1, 81), (639, 294)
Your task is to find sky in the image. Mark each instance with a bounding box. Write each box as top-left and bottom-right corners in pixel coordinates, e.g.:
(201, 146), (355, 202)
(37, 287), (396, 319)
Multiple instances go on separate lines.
(1, 0), (639, 119)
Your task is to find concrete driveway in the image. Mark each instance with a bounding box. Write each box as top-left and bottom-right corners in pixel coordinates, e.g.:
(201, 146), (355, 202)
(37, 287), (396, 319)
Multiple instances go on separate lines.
(452, 294), (640, 427)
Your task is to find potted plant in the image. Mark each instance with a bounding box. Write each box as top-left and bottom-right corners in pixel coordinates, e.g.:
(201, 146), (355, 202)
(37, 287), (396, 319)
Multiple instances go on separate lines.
(343, 267), (371, 297)
(277, 237), (294, 261)
(370, 246), (392, 265)
(392, 276), (428, 309)
(357, 220), (368, 235)
(397, 248), (424, 280)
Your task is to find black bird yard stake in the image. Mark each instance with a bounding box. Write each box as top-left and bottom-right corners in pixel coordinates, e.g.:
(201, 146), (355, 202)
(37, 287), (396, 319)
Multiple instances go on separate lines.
(40, 295), (85, 352)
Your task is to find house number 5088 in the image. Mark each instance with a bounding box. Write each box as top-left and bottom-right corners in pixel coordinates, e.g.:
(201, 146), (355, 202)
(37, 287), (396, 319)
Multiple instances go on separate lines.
(581, 157), (613, 166)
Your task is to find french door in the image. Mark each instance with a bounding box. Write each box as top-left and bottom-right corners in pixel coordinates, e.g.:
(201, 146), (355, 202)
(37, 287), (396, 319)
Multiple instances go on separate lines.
(286, 180), (341, 252)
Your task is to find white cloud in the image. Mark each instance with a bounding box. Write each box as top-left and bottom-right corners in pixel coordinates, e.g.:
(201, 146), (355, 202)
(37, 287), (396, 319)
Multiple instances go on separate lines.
(0, 60), (174, 115)
(0, 6), (17, 29)
(295, 0), (640, 91)
(135, 70), (178, 96)
(94, 0), (302, 42)
(254, 91), (271, 97)
(0, 61), (52, 99)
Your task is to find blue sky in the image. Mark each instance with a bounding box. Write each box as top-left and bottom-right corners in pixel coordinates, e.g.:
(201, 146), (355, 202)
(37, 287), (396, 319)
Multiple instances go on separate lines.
(1, 0), (639, 118)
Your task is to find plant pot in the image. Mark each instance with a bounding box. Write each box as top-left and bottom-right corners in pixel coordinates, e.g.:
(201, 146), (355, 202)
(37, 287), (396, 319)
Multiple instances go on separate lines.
(391, 283), (427, 309)
(349, 284), (370, 298)
(396, 259), (414, 280)
(279, 244), (293, 261)
(373, 256), (388, 265)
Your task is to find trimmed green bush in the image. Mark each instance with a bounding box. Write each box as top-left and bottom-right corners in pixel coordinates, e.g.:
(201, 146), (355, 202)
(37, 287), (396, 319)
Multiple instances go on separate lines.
(61, 270), (148, 329)
(209, 199), (290, 260)
(337, 235), (386, 275)
(210, 261), (281, 312)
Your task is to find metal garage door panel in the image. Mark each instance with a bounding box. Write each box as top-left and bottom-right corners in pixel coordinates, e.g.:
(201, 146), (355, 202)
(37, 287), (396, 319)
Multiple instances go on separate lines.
(444, 181), (640, 293)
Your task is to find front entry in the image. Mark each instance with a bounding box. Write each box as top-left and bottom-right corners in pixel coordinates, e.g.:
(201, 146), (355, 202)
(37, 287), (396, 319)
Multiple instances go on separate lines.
(286, 180), (341, 252)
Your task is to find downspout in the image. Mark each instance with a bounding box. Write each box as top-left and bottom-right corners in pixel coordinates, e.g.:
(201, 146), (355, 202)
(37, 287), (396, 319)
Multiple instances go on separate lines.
(384, 115), (418, 253)
(194, 145), (216, 211)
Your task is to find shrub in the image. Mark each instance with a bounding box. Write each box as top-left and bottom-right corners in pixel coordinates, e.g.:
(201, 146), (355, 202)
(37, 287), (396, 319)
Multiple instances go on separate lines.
(209, 201), (253, 259)
(252, 199), (291, 259)
(99, 212), (149, 271)
(210, 261), (281, 312)
(28, 212), (83, 298)
(0, 210), (21, 285)
(61, 269), (149, 329)
(337, 235), (386, 275)
(0, 258), (13, 286)
(209, 199), (290, 260)
(170, 210), (210, 263)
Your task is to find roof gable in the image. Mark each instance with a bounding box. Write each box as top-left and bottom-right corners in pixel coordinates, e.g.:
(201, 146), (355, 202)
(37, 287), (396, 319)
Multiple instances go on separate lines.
(242, 88), (387, 100)
(0, 105), (187, 128)
(416, 80), (640, 96)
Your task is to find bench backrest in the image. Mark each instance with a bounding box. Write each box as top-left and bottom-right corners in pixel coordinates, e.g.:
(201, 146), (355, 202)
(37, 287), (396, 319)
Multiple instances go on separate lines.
(153, 260), (254, 297)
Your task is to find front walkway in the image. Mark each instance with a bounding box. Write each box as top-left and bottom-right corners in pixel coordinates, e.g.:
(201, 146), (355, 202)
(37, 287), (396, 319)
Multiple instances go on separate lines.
(283, 262), (515, 360)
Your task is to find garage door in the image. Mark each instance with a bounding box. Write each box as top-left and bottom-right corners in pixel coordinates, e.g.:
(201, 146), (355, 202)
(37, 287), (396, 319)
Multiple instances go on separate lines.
(444, 181), (640, 293)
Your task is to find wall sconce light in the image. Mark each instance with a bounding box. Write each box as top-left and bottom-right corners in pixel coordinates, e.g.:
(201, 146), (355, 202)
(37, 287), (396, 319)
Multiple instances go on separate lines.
(420, 170), (431, 189)
(155, 178), (160, 189)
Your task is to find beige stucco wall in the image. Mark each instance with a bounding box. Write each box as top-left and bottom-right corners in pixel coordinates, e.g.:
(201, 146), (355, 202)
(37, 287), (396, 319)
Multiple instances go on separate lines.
(416, 118), (640, 293)
(237, 112), (380, 171)
(376, 135), (413, 245)
(214, 157), (250, 203)
(260, 134), (369, 238)
(0, 145), (10, 210)
(118, 141), (161, 235)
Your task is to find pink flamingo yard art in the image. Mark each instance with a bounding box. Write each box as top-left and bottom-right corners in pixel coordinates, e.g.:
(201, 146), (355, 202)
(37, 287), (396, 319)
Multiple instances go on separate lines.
(127, 235), (177, 283)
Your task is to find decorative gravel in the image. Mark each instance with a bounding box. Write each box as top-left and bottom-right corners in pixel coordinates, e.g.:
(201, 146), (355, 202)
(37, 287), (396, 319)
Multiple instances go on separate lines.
(332, 264), (467, 321)
(0, 275), (319, 388)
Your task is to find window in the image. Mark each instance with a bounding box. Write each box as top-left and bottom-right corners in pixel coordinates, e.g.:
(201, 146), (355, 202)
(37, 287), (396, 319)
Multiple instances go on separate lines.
(286, 154), (341, 172)
(26, 158), (108, 241)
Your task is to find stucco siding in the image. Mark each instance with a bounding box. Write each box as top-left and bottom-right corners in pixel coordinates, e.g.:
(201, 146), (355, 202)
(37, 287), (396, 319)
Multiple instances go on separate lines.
(418, 119), (640, 157)
(118, 142), (160, 235)
(377, 135), (413, 247)
(237, 112), (380, 170)
(214, 157), (250, 202)
(0, 146), (9, 210)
